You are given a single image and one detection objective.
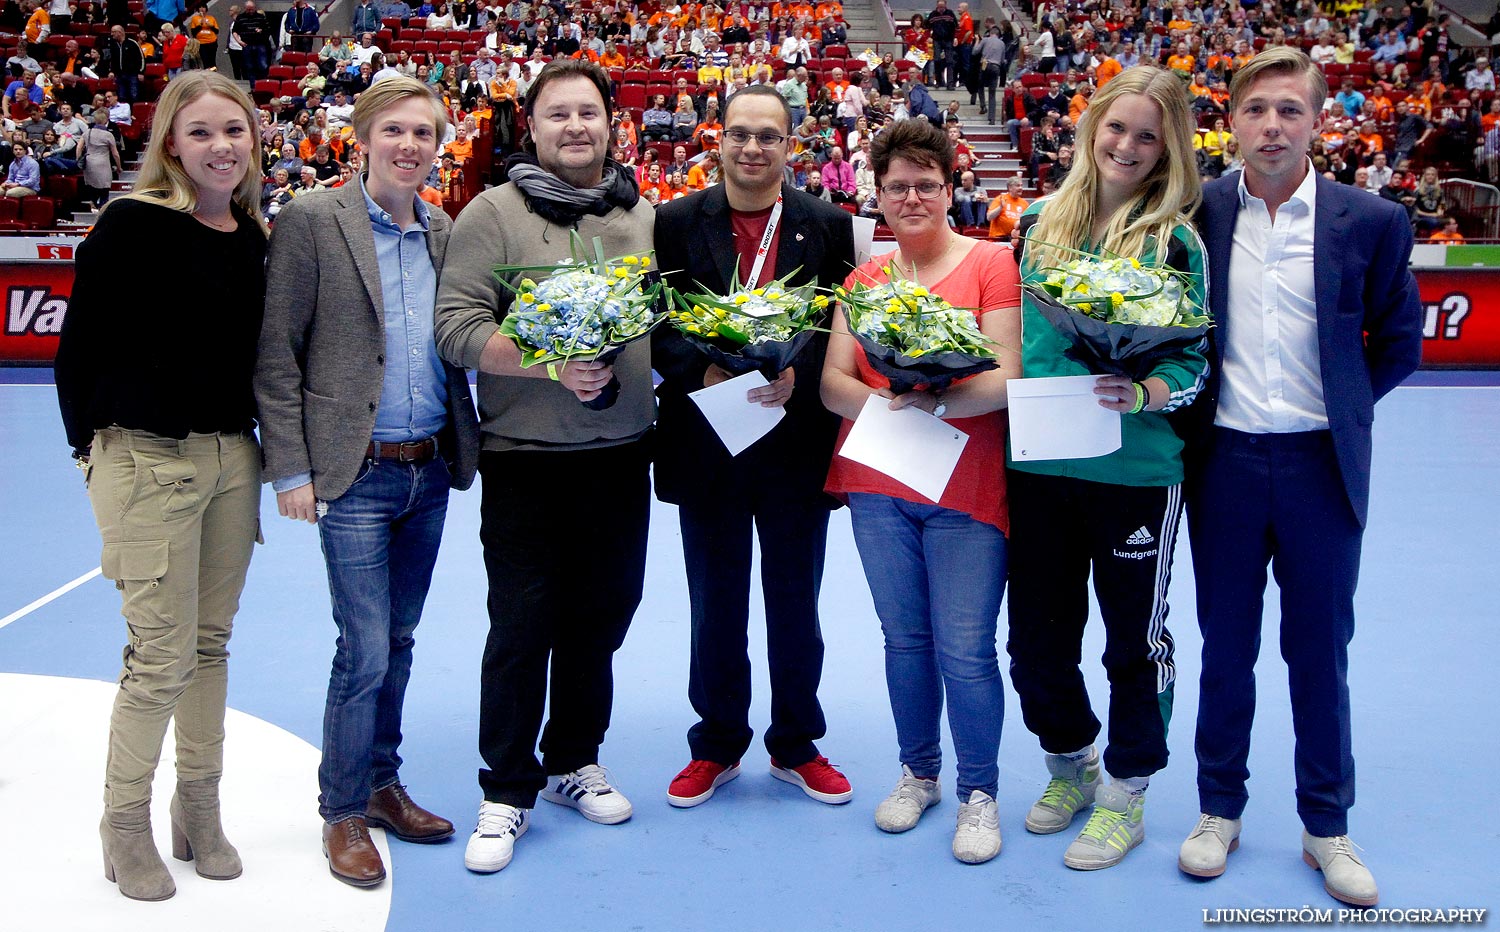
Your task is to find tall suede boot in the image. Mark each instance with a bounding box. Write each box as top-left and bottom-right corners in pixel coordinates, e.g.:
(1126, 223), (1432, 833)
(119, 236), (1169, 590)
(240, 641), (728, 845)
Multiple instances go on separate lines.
(100, 803), (176, 901)
(171, 777), (243, 880)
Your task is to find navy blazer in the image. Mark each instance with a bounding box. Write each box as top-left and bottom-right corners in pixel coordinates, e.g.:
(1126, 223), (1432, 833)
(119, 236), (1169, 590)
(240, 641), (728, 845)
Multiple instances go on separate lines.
(651, 183), (856, 506)
(1188, 171), (1423, 527)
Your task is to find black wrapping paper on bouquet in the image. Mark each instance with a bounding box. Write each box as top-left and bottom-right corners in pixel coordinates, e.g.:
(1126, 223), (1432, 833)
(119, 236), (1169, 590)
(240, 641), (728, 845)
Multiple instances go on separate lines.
(1024, 284), (1211, 381)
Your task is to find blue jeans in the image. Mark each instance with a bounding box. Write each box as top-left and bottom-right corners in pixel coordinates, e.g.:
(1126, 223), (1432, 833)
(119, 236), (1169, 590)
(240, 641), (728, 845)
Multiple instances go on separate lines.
(316, 455), (450, 822)
(848, 493), (1008, 799)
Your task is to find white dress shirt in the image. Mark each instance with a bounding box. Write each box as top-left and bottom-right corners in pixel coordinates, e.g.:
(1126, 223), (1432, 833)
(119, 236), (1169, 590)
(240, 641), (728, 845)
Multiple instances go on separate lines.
(1216, 163), (1330, 434)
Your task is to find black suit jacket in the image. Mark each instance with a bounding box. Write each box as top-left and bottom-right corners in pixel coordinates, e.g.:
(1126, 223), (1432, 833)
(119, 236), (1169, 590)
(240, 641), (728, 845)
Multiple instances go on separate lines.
(1184, 171), (1423, 527)
(652, 183), (856, 506)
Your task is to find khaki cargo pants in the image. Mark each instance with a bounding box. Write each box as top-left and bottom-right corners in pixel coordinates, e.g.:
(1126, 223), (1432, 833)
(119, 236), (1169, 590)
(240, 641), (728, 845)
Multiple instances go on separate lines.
(87, 427), (261, 812)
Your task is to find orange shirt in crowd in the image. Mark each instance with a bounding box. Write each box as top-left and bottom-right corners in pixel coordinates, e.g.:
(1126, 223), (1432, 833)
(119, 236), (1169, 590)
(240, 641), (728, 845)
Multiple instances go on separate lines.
(418, 185), (445, 207)
(1166, 53), (1195, 75)
(1095, 57), (1122, 86)
(1483, 112), (1500, 134)
(816, 3), (843, 22)
(988, 193), (1028, 239)
(1429, 230), (1465, 243)
(25, 7), (49, 43)
(602, 50), (626, 68)
(489, 76), (517, 103)
(826, 78), (850, 101)
(1069, 92), (1089, 122)
(686, 162), (713, 189)
(694, 119), (723, 151)
(1357, 130), (1383, 152)
(444, 138), (473, 163)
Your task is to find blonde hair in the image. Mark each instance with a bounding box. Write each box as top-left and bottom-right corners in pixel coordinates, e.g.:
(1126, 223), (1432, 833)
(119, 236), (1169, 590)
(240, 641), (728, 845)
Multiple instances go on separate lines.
(1229, 46), (1327, 114)
(351, 75), (448, 142)
(1028, 66), (1201, 271)
(115, 71), (264, 231)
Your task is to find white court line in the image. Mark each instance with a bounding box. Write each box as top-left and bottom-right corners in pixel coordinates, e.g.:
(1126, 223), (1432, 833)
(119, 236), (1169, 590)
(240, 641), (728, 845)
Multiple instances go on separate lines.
(0, 568), (103, 631)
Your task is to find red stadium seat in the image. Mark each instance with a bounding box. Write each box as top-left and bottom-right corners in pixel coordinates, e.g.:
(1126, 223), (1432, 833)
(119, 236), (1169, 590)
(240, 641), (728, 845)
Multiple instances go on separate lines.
(280, 80), (302, 96)
(19, 196), (54, 229)
(252, 80), (280, 104)
(0, 198), (18, 223)
(617, 83), (645, 109)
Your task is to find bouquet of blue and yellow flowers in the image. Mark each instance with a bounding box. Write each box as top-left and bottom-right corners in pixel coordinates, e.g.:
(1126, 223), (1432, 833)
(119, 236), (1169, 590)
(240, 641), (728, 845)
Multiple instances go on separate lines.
(496, 233), (666, 409)
(667, 269), (831, 379)
(1023, 247), (1209, 380)
(838, 264), (998, 393)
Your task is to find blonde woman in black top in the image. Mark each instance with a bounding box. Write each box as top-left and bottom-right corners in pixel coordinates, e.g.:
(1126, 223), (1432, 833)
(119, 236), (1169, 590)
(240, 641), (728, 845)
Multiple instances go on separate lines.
(55, 70), (267, 903)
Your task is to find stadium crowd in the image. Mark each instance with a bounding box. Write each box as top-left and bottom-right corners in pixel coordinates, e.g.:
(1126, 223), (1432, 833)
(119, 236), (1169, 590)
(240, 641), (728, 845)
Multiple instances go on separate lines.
(0, 0), (1493, 233)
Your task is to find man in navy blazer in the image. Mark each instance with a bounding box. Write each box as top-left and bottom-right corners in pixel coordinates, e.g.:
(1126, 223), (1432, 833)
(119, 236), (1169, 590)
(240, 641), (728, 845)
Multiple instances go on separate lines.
(1175, 49), (1422, 907)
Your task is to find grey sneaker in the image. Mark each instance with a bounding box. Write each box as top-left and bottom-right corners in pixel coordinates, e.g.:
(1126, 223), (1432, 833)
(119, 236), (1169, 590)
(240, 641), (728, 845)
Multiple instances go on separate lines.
(1302, 831), (1378, 907)
(1063, 784), (1144, 870)
(952, 790), (1002, 864)
(1025, 751), (1102, 834)
(874, 765), (941, 833)
(1179, 813), (1242, 878)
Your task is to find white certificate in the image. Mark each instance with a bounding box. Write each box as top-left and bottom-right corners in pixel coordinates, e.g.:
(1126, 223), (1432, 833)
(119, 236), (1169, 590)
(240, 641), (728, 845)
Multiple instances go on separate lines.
(689, 370), (785, 457)
(839, 394), (970, 502)
(852, 215), (877, 267)
(1007, 375), (1122, 461)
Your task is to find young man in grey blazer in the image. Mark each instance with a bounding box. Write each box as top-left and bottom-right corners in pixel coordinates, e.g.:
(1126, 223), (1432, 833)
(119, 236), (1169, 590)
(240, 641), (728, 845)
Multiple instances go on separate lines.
(255, 77), (480, 888)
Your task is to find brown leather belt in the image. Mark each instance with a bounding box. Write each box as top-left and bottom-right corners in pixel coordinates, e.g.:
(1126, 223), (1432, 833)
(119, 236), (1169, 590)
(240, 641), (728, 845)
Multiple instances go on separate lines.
(366, 438), (438, 463)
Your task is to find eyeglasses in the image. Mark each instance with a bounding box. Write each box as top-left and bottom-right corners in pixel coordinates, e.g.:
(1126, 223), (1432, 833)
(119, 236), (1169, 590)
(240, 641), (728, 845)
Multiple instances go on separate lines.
(879, 181), (948, 200)
(723, 128), (788, 147)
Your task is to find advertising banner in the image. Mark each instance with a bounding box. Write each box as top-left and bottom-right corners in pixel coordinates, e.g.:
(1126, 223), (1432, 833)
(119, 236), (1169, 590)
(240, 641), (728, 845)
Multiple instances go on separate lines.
(3, 261), (1499, 368)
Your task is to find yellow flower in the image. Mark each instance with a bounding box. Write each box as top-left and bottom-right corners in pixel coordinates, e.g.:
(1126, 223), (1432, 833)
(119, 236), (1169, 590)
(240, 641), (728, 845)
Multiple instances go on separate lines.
(706, 330), (719, 337)
(812, 295), (830, 308)
(714, 308), (728, 319)
(621, 256), (639, 265)
(908, 348), (926, 357)
(1074, 283), (1090, 294)
(734, 294), (750, 305)
(889, 322), (902, 332)
(614, 268), (629, 278)
(1129, 257), (1141, 269)
(531, 349), (547, 359)
(835, 286), (847, 296)
(753, 288), (765, 296)
(912, 287), (929, 298)
(537, 303), (551, 311)
(881, 265), (892, 275)
(1110, 292), (1125, 306)
(521, 292), (535, 302)
(639, 257), (651, 268)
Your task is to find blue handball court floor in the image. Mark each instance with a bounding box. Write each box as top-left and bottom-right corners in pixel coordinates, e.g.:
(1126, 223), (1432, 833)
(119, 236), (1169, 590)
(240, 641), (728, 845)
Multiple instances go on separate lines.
(1, 368), (1496, 932)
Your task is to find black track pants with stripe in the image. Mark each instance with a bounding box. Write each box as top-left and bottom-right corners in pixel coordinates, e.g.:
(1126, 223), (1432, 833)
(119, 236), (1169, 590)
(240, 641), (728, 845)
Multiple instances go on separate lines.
(1005, 470), (1182, 779)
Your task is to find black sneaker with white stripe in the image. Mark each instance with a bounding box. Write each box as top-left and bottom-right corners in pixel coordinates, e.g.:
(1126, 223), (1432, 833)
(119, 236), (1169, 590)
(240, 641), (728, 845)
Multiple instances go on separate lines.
(541, 764), (634, 824)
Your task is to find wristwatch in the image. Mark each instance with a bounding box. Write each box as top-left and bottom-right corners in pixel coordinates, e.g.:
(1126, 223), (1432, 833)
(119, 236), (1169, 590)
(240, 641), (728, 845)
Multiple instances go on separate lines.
(932, 395), (948, 419)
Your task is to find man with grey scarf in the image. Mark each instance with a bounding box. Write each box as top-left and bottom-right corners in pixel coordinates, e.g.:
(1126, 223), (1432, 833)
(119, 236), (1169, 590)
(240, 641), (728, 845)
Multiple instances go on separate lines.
(434, 59), (656, 876)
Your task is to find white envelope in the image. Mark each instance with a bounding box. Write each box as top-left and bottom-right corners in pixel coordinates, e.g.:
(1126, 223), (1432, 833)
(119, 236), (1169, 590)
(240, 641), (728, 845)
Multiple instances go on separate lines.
(852, 216), (877, 267)
(689, 370), (786, 457)
(838, 394), (970, 502)
(1007, 375), (1122, 461)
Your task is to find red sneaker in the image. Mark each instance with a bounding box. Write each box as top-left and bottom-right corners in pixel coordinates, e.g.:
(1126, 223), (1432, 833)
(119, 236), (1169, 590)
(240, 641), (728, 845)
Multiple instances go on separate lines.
(667, 760), (741, 808)
(770, 755), (853, 804)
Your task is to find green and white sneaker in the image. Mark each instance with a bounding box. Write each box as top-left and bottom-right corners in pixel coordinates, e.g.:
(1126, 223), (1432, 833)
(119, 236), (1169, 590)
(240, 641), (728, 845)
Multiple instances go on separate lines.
(1063, 784), (1144, 871)
(1025, 751), (1102, 834)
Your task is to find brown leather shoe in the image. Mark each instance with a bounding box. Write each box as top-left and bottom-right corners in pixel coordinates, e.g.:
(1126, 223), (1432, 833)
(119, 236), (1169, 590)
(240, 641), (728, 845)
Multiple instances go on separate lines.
(322, 817), (386, 888)
(366, 783), (455, 844)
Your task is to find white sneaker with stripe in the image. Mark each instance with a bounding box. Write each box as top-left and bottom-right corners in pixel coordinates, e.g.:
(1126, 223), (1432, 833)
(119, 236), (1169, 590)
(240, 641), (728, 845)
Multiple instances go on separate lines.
(464, 802), (529, 873)
(541, 764), (634, 825)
